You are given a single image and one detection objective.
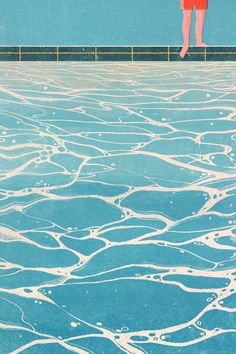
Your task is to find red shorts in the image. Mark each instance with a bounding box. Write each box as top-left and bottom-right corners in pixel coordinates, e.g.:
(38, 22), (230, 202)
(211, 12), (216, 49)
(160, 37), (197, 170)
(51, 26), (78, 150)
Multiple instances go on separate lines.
(182, 0), (208, 10)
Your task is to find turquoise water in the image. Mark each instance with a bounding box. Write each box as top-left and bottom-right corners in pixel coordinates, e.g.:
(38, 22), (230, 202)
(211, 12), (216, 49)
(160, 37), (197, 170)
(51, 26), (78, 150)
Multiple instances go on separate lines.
(0, 62), (235, 353)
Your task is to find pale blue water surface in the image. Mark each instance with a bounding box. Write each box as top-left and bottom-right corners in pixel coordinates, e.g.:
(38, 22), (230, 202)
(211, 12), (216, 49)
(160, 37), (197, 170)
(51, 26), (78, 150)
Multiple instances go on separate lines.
(0, 62), (235, 353)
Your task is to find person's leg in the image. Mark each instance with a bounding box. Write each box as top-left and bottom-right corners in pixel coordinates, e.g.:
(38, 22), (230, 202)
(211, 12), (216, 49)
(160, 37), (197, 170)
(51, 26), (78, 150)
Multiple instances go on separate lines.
(196, 10), (208, 46)
(180, 10), (192, 58)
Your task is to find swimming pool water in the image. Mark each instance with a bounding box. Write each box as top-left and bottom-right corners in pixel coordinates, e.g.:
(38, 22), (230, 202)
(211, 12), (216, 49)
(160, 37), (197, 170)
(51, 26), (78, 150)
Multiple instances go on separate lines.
(0, 62), (236, 353)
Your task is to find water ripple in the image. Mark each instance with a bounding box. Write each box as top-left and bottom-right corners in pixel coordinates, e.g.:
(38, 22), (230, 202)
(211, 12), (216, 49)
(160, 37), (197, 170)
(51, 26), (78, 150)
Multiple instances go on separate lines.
(0, 62), (235, 354)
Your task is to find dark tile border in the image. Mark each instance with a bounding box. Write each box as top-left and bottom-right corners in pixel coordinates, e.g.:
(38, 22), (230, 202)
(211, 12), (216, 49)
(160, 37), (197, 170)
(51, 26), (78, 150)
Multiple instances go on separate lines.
(96, 47), (132, 61)
(206, 47), (236, 61)
(0, 46), (235, 61)
(169, 47), (205, 61)
(0, 47), (19, 61)
(58, 47), (95, 61)
(133, 47), (168, 61)
(21, 47), (57, 61)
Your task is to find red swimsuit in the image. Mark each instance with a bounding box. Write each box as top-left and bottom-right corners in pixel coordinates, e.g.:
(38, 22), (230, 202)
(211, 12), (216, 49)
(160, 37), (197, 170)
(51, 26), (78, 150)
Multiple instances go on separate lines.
(182, 0), (208, 10)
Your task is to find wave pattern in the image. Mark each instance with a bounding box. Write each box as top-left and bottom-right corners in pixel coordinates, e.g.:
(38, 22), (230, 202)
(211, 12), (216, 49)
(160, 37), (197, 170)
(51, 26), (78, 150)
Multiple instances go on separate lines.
(0, 62), (236, 353)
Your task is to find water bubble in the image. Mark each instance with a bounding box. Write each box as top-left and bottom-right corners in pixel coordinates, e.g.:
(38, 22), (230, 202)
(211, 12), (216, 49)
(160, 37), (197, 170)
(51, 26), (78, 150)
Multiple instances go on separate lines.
(121, 326), (129, 332)
(70, 322), (78, 328)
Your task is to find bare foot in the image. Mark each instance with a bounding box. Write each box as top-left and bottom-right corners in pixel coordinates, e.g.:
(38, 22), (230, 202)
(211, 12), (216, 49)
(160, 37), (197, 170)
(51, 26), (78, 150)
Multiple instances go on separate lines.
(196, 42), (209, 47)
(180, 46), (189, 58)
